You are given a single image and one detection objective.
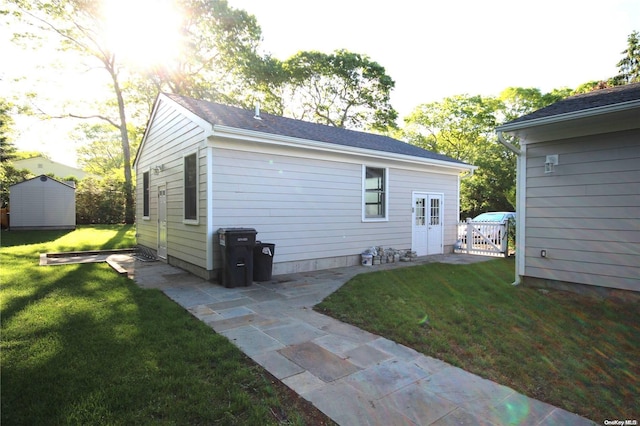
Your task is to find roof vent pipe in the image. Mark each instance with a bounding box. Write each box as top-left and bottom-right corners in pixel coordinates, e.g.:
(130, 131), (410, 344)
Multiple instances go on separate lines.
(254, 102), (262, 120)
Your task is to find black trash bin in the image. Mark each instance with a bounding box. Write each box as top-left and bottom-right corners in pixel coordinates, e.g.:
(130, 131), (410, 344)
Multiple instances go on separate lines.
(253, 242), (275, 281)
(218, 228), (257, 288)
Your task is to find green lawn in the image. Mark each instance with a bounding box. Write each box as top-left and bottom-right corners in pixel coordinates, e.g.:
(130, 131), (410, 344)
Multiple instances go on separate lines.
(315, 258), (639, 422)
(1, 226), (332, 425)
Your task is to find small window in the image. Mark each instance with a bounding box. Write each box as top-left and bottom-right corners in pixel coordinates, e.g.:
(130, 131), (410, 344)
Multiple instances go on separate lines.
(184, 153), (198, 221)
(363, 166), (387, 220)
(142, 171), (150, 217)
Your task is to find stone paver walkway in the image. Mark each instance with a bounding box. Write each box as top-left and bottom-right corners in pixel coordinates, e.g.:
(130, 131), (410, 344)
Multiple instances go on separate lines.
(57, 252), (596, 425)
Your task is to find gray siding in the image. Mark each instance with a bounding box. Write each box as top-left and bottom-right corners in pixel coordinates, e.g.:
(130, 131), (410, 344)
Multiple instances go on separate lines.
(524, 129), (640, 291)
(136, 96), (465, 277)
(135, 98), (209, 269)
(210, 140), (460, 269)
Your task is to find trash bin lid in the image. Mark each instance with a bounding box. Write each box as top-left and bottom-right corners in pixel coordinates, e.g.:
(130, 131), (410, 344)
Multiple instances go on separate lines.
(218, 228), (257, 246)
(218, 227), (257, 234)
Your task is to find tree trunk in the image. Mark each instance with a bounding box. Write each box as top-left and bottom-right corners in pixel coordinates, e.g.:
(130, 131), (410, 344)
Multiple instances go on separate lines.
(109, 66), (135, 224)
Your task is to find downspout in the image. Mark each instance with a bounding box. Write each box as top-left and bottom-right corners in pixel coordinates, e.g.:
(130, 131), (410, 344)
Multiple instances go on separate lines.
(203, 129), (216, 274)
(497, 131), (524, 286)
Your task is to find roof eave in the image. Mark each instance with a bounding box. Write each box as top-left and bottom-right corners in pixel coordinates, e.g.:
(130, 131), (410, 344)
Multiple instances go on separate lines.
(496, 99), (640, 133)
(212, 125), (476, 172)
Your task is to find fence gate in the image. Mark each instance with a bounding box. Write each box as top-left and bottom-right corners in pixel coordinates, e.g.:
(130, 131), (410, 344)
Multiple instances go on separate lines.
(455, 219), (510, 257)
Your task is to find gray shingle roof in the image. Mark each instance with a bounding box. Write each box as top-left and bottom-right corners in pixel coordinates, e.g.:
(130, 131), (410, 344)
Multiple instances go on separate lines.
(505, 82), (640, 125)
(164, 93), (469, 166)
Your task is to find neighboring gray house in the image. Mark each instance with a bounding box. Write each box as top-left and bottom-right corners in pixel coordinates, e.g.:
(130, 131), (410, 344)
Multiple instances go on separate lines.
(134, 93), (474, 280)
(9, 175), (76, 230)
(497, 83), (640, 296)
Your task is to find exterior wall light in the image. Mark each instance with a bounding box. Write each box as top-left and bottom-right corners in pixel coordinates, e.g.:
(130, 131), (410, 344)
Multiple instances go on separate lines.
(545, 154), (558, 174)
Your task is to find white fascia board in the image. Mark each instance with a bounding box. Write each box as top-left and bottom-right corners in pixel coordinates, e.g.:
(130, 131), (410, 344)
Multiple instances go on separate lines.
(210, 125), (476, 173)
(135, 93), (215, 169)
(496, 99), (640, 133)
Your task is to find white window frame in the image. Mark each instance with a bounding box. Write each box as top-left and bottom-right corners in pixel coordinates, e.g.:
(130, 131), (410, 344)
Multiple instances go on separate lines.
(362, 165), (389, 222)
(183, 151), (199, 225)
(142, 168), (151, 220)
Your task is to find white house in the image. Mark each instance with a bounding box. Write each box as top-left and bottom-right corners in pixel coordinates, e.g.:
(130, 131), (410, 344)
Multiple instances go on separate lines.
(497, 83), (640, 296)
(12, 156), (89, 180)
(9, 175), (76, 230)
(134, 93), (474, 280)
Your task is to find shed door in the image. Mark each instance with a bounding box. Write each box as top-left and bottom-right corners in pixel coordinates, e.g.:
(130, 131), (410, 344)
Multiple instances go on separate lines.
(412, 192), (443, 256)
(157, 185), (167, 259)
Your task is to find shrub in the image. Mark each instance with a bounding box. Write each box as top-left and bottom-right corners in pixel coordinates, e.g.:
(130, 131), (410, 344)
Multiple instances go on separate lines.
(76, 177), (130, 224)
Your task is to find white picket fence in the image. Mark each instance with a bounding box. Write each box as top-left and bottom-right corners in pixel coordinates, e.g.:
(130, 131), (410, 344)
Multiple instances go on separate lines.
(455, 219), (510, 257)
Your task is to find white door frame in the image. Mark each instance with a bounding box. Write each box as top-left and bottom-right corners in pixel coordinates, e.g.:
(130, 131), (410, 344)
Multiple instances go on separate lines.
(157, 184), (167, 259)
(412, 192), (444, 256)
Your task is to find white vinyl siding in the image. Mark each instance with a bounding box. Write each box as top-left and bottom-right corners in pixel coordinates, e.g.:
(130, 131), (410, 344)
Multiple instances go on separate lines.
(210, 142), (460, 268)
(524, 129), (640, 291)
(135, 98), (208, 269)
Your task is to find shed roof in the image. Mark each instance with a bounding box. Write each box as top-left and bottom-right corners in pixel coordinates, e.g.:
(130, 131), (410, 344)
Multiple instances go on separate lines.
(10, 174), (76, 189)
(163, 93), (469, 166)
(504, 82), (640, 126)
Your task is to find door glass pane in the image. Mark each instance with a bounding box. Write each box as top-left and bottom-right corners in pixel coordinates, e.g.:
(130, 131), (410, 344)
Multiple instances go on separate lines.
(415, 198), (426, 225)
(430, 198), (440, 225)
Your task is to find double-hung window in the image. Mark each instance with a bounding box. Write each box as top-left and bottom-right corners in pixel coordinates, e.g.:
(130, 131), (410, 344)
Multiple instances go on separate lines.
(363, 166), (388, 221)
(142, 171), (150, 218)
(184, 153), (198, 222)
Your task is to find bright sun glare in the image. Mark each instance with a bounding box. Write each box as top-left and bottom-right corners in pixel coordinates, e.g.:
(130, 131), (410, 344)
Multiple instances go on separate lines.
(102, 0), (182, 68)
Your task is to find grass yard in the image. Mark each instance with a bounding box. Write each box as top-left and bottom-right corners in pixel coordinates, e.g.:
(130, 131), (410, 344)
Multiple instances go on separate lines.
(315, 258), (639, 422)
(1, 225), (333, 425)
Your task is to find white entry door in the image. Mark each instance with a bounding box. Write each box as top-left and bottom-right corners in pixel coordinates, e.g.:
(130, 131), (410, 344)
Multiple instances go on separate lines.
(157, 185), (167, 259)
(412, 192), (443, 256)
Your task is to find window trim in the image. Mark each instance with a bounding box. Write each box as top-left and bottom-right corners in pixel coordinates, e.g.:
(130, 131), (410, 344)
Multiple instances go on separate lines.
(183, 151), (199, 224)
(362, 165), (389, 222)
(142, 169), (150, 219)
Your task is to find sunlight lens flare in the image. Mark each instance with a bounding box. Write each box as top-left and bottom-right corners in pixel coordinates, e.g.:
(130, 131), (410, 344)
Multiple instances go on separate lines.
(102, 0), (183, 68)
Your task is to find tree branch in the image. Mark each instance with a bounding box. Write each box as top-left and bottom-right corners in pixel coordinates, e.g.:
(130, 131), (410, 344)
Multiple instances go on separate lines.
(67, 113), (121, 129)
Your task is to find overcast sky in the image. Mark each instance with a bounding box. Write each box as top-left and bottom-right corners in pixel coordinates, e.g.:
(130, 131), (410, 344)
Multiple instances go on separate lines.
(228, 0), (640, 117)
(3, 0), (639, 166)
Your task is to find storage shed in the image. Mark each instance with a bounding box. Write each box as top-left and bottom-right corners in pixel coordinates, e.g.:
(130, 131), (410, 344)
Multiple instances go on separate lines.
(9, 175), (76, 230)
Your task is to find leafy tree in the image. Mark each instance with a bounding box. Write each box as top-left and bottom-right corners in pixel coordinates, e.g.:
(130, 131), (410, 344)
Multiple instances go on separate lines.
(0, 99), (17, 163)
(498, 87), (572, 123)
(130, 0), (266, 111)
(7, 0), (140, 222)
(403, 95), (499, 163)
(267, 50), (397, 131)
(573, 80), (614, 94)
(0, 100), (32, 207)
(73, 123), (139, 176)
(0, 164), (32, 208)
(403, 89), (570, 217)
(461, 143), (517, 216)
(613, 30), (640, 85)
(6, 0), (271, 223)
(403, 94), (510, 217)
